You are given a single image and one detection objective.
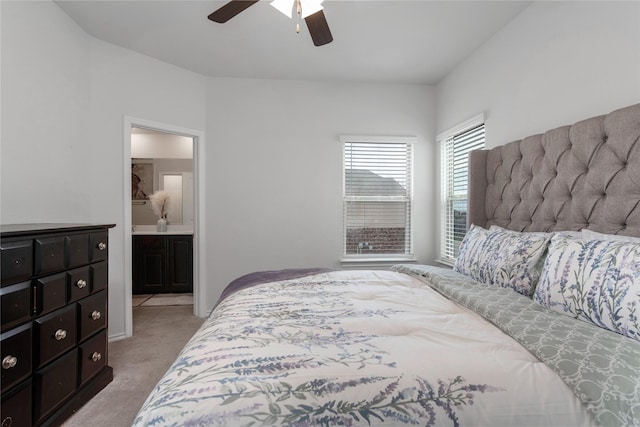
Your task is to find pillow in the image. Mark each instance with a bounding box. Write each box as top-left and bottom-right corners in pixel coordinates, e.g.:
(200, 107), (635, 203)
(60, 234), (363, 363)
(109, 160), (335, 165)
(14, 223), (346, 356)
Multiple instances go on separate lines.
(489, 225), (556, 291)
(490, 225), (580, 240)
(454, 224), (490, 276)
(553, 230), (583, 239)
(534, 234), (640, 342)
(582, 229), (640, 244)
(454, 224), (551, 296)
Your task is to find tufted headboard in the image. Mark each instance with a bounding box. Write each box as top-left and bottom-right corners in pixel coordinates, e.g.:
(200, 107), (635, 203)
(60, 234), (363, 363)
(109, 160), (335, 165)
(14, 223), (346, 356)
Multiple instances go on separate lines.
(468, 103), (640, 237)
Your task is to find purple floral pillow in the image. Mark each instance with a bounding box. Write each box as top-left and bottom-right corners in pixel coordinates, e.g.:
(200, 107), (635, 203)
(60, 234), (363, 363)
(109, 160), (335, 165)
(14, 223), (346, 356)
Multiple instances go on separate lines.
(454, 224), (551, 296)
(534, 234), (640, 342)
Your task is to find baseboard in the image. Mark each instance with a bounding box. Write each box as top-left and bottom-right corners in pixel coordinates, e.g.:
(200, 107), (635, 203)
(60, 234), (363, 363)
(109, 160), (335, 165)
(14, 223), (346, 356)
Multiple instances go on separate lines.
(108, 331), (128, 342)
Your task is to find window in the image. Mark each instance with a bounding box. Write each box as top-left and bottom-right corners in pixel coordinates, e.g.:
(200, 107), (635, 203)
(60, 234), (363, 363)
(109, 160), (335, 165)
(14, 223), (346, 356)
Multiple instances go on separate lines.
(342, 136), (415, 260)
(439, 116), (485, 265)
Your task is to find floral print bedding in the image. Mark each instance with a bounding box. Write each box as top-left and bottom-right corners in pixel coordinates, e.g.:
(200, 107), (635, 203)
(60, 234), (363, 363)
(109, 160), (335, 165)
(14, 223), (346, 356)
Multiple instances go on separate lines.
(454, 225), (550, 296)
(533, 234), (640, 341)
(133, 269), (598, 427)
(395, 264), (640, 427)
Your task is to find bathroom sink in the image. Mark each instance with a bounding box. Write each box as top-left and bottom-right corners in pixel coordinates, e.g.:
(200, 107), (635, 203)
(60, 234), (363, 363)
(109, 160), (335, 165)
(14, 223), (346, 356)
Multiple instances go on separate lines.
(131, 224), (193, 235)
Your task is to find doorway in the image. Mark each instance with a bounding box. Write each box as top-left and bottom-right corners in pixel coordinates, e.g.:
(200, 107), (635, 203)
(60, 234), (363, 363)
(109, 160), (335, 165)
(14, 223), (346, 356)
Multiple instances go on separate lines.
(131, 128), (194, 307)
(123, 117), (205, 338)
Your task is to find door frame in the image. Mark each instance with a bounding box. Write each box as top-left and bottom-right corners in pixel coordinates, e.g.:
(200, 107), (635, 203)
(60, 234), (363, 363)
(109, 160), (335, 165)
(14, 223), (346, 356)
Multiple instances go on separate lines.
(123, 116), (206, 337)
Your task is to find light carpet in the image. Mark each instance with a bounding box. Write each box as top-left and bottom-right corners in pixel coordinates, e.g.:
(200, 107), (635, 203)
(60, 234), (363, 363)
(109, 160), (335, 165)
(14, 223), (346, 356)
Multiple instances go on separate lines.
(133, 293), (193, 307)
(62, 306), (205, 426)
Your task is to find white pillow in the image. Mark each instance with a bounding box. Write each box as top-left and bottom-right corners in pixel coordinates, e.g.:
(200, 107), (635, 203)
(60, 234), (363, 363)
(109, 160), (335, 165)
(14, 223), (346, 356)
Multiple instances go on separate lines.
(534, 234), (640, 342)
(553, 230), (583, 239)
(582, 229), (640, 244)
(489, 225), (580, 240)
(454, 224), (551, 296)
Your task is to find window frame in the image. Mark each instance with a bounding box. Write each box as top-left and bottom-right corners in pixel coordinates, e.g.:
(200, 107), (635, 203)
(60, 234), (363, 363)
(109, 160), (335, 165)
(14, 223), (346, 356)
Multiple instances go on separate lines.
(437, 114), (485, 266)
(340, 135), (417, 267)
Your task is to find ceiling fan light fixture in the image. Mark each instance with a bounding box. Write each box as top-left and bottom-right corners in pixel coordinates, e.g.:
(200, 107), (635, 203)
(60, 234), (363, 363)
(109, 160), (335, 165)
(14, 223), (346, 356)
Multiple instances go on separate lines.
(300, 0), (323, 19)
(209, 0), (333, 46)
(270, 0), (292, 17)
(270, 0), (324, 20)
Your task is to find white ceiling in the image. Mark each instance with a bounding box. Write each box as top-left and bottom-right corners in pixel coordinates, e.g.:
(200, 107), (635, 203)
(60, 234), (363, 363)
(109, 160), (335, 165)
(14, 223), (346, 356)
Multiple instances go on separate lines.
(55, 0), (532, 85)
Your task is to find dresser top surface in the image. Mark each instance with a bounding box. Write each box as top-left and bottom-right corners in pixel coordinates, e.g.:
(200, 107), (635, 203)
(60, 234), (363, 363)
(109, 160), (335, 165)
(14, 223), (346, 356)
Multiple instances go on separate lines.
(1, 223), (116, 238)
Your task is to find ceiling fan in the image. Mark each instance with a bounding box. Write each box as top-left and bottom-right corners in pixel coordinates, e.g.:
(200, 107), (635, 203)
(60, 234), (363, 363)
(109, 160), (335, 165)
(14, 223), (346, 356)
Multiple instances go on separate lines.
(208, 0), (333, 46)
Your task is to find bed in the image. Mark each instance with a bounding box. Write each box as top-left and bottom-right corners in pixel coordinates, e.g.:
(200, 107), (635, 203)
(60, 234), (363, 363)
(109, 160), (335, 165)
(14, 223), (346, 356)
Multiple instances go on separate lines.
(133, 104), (640, 427)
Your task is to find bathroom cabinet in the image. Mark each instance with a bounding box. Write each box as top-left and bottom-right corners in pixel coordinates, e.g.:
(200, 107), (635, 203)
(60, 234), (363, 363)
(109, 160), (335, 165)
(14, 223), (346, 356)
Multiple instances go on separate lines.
(132, 235), (193, 294)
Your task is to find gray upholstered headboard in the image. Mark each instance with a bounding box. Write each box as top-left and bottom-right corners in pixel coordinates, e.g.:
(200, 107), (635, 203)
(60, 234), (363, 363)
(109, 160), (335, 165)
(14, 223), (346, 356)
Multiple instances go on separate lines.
(468, 103), (640, 237)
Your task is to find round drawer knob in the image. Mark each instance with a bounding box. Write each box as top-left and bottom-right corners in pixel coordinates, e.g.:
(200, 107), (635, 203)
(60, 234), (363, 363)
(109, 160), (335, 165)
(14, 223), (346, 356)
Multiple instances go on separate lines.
(91, 310), (102, 321)
(97, 242), (107, 251)
(54, 329), (67, 341)
(2, 355), (17, 370)
(76, 279), (87, 289)
(91, 352), (102, 362)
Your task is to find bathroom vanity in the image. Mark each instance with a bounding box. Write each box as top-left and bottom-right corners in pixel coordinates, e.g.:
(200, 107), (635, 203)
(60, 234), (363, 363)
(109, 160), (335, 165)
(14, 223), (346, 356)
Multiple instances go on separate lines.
(131, 226), (193, 295)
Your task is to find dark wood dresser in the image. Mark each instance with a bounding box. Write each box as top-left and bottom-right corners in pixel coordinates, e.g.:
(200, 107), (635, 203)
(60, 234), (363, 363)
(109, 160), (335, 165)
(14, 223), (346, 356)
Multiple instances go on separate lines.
(0, 223), (115, 427)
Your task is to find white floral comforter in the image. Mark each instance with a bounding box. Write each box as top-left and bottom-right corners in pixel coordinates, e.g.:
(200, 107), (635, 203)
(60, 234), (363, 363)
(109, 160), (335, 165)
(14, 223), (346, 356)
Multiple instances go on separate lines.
(133, 269), (595, 427)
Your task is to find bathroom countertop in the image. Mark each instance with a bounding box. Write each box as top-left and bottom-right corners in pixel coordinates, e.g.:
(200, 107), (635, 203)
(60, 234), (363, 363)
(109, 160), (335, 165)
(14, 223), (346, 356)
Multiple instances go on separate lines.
(132, 224), (194, 235)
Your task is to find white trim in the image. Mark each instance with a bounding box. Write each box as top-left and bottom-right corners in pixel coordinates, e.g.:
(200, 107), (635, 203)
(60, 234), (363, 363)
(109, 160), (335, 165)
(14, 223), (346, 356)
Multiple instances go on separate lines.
(341, 136), (416, 260)
(108, 332), (128, 343)
(123, 116), (206, 338)
(436, 113), (485, 142)
(339, 135), (417, 144)
(437, 117), (485, 264)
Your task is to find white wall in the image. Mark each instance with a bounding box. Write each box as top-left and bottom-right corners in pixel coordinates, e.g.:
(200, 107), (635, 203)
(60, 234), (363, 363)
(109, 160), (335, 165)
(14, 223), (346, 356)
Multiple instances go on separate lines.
(437, 1), (640, 148)
(1, 1), (435, 338)
(1, 1), (207, 338)
(204, 78), (436, 306)
(131, 132), (193, 159)
(87, 39), (207, 337)
(1, 1), (92, 220)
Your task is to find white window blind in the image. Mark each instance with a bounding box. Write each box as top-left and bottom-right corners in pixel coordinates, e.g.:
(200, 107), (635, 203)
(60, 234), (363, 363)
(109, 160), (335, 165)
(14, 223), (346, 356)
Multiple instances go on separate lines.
(440, 122), (485, 264)
(343, 137), (414, 258)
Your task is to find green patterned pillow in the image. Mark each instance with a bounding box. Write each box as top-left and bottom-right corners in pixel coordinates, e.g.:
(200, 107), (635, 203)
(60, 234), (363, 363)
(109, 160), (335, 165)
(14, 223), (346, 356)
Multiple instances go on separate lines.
(454, 224), (551, 296)
(534, 234), (640, 342)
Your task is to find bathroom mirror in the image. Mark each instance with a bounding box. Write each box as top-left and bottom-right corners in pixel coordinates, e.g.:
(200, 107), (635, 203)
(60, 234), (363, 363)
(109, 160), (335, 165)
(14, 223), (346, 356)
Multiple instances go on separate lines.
(131, 128), (194, 226)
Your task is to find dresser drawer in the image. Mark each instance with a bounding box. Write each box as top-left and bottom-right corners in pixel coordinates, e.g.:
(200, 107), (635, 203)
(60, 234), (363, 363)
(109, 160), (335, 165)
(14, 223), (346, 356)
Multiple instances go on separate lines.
(66, 233), (90, 269)
(35, 272), (67, 316)
(0, 281), (32, 332)
(1, 379), (31, 427)
(78, 291), (107, 341)
(1, 223), (113, 427)
(90, 261), (108, 293)
(33, 348), (78, 424)
(90, 231), (109, 262)
(79, 330), (107, 385)
(34, 305), (77, 368)
(67, 266), (90, 303)
(1, 240), (33, 287)
(0, 323), (32, 394)
(34, 236), (66, 276)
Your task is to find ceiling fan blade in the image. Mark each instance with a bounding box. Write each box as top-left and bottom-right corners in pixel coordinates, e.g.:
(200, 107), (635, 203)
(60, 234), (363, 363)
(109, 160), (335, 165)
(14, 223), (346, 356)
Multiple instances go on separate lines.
(304, 10), (333, 46)
(208, 0), (259, 23)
